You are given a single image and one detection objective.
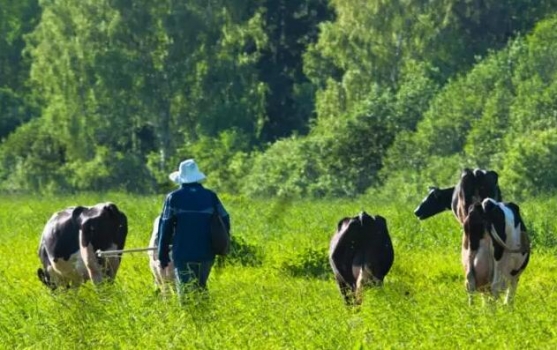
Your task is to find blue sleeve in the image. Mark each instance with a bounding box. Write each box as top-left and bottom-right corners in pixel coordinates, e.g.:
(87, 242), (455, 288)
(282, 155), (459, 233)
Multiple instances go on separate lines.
(157, 194), (175, 266)
(215, 194), (231, 233)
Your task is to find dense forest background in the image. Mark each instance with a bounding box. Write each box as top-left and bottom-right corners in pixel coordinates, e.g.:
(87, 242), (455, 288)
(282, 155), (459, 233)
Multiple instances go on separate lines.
(2, 0), (557, 199)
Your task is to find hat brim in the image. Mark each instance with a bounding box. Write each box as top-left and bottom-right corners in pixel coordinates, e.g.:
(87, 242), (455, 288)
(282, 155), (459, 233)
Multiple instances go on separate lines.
(169, 170), (206, 184)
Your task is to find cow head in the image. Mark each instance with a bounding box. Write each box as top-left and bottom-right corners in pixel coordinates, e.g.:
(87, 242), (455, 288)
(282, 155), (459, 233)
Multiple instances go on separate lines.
(37, 268), (57, 290)
(414, 186), (454, 220)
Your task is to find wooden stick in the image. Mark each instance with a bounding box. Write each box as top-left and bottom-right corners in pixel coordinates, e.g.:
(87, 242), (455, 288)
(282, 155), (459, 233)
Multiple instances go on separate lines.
(96, 246), (159, 257)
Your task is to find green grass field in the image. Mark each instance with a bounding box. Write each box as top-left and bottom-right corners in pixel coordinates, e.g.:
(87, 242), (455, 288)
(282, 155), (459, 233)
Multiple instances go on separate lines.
(1, 193), (556, 349)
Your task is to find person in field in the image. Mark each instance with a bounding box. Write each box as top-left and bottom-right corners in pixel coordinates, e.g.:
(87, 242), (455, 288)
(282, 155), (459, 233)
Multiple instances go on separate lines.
(157, 159), (230, 300)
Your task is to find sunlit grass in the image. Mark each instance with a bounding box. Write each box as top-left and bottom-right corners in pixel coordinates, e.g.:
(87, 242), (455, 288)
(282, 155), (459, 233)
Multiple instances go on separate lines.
(1, 193), (556, 349)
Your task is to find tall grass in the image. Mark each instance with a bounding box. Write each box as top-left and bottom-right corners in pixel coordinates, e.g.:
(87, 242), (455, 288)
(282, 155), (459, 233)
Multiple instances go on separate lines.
(1, 193), (556, 349)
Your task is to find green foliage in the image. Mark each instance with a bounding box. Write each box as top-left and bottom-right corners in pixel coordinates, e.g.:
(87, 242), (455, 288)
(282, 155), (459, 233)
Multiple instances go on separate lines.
(65, 147), (155, 193)
(0, 118), (67, 192)
(500, 129), (557, 200)
(243, 136), (319, 197)
(226, 235), (264, 267)
(6, 0), (557, 198)
(381, 14), (557, 198)
(0, 0), (40, 139)
(280, 246), (330, 279)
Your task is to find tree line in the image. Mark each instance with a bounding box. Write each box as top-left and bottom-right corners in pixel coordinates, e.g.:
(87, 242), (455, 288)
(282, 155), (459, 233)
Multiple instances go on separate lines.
(2, 0), (557, 199)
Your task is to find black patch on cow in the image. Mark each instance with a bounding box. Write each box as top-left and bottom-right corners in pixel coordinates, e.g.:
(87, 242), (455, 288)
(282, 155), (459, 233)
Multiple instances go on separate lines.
(476, 170), (502, 201)
(451, 168), (503, 224)
(80, 203), (127, 251)
(464, 203), (486, 251)
(330, 218), (362, 289)
(506, 202), (527, 232)
(43, 207), (85, 261)
(366, 215), (394, 281)
(483, 200), (506, 261)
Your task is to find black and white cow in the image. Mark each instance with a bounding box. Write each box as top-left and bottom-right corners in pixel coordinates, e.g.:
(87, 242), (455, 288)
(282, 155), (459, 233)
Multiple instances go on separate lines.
(414, 168), (504, 303)
(37, 202), (128, 290)
(148, 215), (175, 293)
(329, 212), (394, 305)
(465, 198), (530, 305)
(414, 168), (502, 224)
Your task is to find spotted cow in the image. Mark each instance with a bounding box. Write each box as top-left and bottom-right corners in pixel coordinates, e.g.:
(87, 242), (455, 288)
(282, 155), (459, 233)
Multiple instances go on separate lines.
(464, 199), (530, 305)
(37, 202), (128, 290)
(329, 212), (394, 305)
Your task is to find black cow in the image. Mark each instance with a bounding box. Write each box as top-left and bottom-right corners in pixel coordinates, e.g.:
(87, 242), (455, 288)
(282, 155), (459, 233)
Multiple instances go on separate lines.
(37, 202), (128, 290)
(414, 168), (502, 224)
(329, 212), (394, 305)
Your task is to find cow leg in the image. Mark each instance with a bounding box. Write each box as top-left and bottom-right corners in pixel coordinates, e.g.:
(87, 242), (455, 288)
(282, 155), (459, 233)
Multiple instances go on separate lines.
(103, 244), (121, 281)
(80, 239), (103, 285)
(355, 267), (374, 306)
(505, 276), (519, 306)
(335, 274), (355, 305)
(464, 251), (476, 305)
(491, 264), (503, 301)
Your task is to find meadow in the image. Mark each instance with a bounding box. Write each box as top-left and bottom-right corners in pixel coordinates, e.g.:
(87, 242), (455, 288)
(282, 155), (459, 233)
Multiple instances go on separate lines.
(1, 192), (557, 349)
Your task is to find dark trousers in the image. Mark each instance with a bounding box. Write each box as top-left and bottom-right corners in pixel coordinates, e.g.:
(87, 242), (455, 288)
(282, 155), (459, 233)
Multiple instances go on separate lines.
(174, 261), (214, 299)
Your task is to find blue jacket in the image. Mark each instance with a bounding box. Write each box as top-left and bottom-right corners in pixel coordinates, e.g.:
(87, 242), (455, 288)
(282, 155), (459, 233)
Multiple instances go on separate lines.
(157, 183), (230, 266)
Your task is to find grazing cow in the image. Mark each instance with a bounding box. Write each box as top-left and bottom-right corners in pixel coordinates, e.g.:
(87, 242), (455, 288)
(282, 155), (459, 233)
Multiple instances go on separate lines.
(465, 199), (530, 305)
(414, 168), (502, 223)
(329, 212), (394, 305)
(37, 202), (128, 290)
(148, 215), (175, 292)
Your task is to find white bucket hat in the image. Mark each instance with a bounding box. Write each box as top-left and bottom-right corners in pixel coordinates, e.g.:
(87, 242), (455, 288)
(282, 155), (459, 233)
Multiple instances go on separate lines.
(169, 159), (206, 184)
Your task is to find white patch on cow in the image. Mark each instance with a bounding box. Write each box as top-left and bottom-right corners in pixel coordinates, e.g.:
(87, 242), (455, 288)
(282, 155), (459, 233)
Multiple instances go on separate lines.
(489, 202), (529, 304)
(80, 233), (103, 285)
(148, 216), (175, 294)
(49, 251), (88, 288)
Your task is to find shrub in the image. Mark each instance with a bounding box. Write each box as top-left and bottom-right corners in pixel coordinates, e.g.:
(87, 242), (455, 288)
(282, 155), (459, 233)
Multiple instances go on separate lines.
(223, 235), (264, 267)
(280, 246), (330, 279)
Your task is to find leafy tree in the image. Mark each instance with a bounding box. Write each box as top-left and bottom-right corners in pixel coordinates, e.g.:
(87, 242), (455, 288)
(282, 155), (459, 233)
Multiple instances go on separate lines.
(0, 0), (40, 139)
